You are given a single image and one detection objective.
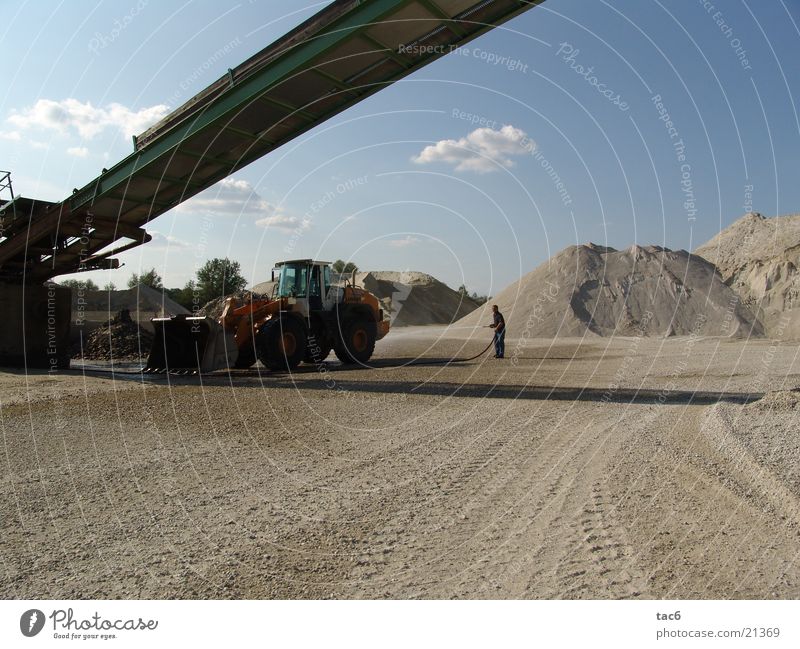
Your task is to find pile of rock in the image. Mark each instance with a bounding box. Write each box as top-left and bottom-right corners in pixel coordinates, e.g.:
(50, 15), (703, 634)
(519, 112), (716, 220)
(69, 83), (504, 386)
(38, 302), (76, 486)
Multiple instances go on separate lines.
(72, 309), (154, 360)
(199, 291), (267, 319)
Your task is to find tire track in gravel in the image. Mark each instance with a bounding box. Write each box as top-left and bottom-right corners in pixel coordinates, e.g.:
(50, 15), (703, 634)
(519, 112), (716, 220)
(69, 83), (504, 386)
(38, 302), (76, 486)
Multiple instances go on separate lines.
(467, 407), (650, 599)
(607, 403), (800, 599)
(287, 402), (644, 598)
(415, 405), (648, 599)
(547, 479), (645, 599)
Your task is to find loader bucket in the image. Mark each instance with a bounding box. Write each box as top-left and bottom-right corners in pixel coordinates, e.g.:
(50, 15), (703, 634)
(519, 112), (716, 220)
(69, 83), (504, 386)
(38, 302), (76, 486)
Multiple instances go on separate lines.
(144, 315), (237, 373)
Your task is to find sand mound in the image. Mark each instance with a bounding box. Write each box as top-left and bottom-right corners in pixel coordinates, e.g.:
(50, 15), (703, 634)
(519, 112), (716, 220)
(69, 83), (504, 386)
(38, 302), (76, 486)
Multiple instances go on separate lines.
(356, 271), (480, 326)
(73, 309), (154, 360)
(695, 212), (800, 338)
(456, 243), (763, 338)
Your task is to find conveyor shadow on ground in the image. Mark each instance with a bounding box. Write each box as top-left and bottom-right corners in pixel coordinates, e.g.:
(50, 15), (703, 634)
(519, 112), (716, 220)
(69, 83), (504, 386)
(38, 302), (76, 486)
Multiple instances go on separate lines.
(363, 356), (577, 365)
(68, 353), (577, 377)
(67, 364), (764, 405)
(202, 376), (762, 405)
(69, 366), (762, 404)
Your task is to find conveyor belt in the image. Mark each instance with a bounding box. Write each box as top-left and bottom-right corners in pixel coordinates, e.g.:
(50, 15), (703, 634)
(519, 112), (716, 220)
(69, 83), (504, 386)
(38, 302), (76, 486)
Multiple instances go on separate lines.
(0, 0), (545, 283)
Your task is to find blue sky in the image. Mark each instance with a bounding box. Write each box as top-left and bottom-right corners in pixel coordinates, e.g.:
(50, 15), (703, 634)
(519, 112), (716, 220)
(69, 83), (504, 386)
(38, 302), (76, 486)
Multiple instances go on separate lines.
(1, 0), (798, 295)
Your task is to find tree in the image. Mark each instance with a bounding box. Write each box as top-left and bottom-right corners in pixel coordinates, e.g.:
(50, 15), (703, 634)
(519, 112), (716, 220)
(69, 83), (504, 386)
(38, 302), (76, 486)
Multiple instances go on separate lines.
(456, 283), (489, 306)
(59, 278), (98, 291)
(103, 282), (117, 291)
(127, 268), (163, 289)
(165, 281), (197, 311)
(332, 259), (358, 274)
(195, 258), (247, 305)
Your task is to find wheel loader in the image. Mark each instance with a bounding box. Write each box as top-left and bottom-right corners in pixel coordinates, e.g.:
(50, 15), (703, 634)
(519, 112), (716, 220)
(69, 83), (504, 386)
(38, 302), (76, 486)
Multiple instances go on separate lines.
(145, 259), (390, 373)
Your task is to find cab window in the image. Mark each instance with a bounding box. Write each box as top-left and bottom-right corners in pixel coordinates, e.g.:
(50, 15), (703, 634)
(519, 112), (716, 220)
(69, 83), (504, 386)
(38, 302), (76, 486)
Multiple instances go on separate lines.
(309, 266), (321, 298)
(278, 264), (309, 297)
(323, 265), (331, 296)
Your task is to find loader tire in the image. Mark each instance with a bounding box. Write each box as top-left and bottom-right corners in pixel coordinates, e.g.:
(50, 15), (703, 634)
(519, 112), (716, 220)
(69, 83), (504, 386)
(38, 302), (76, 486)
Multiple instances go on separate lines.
(334, 319), (376, 364)
(304, 335), (332, 364)
(257, 317), (306, 371)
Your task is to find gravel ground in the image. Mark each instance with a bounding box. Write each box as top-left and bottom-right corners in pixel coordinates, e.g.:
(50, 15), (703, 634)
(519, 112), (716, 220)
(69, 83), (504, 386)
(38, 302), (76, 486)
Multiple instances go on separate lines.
(2, 328), (800, 599)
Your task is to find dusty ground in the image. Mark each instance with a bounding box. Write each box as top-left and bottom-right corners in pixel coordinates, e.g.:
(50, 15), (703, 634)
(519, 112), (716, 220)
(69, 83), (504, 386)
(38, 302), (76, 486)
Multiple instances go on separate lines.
(2, 327), (800, 599)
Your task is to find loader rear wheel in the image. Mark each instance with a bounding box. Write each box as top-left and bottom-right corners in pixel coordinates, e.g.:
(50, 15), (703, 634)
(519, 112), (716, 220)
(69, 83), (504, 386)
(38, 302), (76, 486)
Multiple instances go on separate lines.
(257, 317), (306, 371)
(334, 319), (376, 364)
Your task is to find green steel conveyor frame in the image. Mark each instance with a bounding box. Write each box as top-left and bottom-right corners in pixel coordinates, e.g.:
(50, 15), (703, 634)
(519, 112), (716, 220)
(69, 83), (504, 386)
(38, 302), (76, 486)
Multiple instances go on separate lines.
(0, 0), (545, 283)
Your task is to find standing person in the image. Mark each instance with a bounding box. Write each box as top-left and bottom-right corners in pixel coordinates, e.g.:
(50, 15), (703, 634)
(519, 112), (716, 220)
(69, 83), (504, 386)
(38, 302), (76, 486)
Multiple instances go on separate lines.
(490, 304), (505, 358)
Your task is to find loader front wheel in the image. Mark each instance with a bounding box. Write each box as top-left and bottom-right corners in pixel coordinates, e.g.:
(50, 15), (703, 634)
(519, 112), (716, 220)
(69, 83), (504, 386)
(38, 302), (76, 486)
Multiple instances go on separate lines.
(334, 319), (376, 364)
(233, 342), (256, 369)
(304, 335), (332, 364)
(257, 317), (306, 371)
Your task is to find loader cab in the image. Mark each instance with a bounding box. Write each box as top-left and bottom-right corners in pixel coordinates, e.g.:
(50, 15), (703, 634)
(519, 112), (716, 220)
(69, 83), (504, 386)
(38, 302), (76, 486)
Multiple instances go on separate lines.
(273, 260), (335, 315)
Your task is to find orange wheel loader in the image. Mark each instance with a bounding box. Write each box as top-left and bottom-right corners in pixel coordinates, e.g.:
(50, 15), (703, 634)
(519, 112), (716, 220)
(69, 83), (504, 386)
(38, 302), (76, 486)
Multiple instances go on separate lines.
(144, 259), (390, 373)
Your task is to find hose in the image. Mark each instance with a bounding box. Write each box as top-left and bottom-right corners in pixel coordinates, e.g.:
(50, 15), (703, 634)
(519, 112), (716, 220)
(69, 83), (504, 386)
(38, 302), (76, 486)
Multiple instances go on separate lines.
(456, 337), (498, 362)
(76, 332), (498, 376)
(377, 330), (497, 367)
(423, 337), (495, 364)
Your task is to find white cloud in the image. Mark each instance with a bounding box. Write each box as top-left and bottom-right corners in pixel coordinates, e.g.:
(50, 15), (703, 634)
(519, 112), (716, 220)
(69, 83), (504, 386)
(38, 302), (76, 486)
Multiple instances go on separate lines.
(388, 235), (422, 248)
(178, 177), (307, 234)
(0, 130), (21, 141)
(179, 178), (254, 215)
(256, 213), (310, 232)
(67, 146), (89, 158)
(412, 124), (534, 173)
(148, 230), (191, 250)
(7, 98), (169, 139)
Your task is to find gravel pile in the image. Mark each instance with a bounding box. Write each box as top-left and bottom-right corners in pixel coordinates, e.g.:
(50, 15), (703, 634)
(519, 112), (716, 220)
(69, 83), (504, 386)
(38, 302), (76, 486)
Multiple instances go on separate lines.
(72, 309), (153, 360)
(355, 270), (480, 326)
(199, 291), (267, 320)
(69, 284), (189, 335)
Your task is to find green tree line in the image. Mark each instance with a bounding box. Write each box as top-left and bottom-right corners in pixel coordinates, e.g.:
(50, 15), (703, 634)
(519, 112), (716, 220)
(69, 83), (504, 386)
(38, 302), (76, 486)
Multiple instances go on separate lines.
(457, 284), (491, 306)
(60, 258), (248, 310)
